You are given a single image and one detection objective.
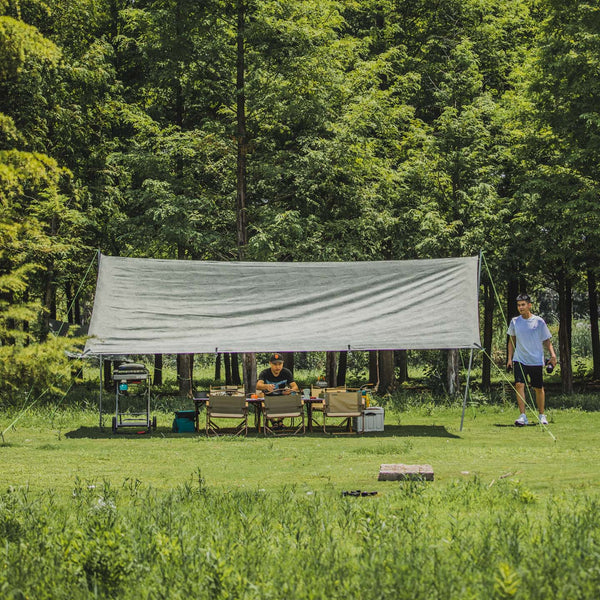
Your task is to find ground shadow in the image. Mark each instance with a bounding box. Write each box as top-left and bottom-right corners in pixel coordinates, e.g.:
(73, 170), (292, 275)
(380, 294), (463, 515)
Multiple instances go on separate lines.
(377, 424), (460, 439)
(65, 424), (460, 439)
(493, 423), (540, 428)
(65, 426), (172, 439)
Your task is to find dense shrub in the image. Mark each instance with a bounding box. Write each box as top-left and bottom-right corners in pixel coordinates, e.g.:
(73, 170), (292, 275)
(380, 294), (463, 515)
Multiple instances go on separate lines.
(1, 477), (599, 598)
(0, 337), (83, 407)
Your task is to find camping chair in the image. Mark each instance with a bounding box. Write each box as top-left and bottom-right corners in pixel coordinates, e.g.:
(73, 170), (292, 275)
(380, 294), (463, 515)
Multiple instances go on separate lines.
(262, 394), (305, 436)
(308, 386), (346, 428)
(323, 390), (365, 434)
(205, 394), (248, 436)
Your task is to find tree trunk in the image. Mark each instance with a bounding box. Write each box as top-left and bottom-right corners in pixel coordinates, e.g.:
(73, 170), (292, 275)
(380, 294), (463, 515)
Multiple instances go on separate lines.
(368, 351), (378, 387)
(103, 359), (112, 391)
(446, 349), (460, 395)
(242, 353), (256, 394)
(175, 244), (192, 394)
(396, 350), (408, 383)
(66, 280), (79, 381)
(177, 354), (194, 398)
(506, 277), (520, 364)
(236, 0), (248, 257)
(378, 350), (395, 394)
(588, 269), (600, 379)
(224, 352), (232, 385)
(482, 279), (494, 391)
(40, 216), (58, 341)
(326, 352), (337, 387)
(65, 283), (74, 324)
(75, 293), (81, 325)
(153, 354), (163, 386)
(231, 353), (241, 385)
(567, 280), (573, 355)
(337, 351), (347, 387)
(283, 352), (295, 378)
(506, 279), (520, 320)
(233, 1), (256, 394)
(214, 353), (221, 381)
(558, 271), (573, 393)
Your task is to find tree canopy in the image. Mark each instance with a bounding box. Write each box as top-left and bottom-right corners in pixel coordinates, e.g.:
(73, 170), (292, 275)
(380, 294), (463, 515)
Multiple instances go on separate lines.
(1, 0), (599, 397)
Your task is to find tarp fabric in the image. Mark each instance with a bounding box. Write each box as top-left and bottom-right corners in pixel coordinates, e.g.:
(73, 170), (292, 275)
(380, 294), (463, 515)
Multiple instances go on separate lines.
(83, 254), (480, 355)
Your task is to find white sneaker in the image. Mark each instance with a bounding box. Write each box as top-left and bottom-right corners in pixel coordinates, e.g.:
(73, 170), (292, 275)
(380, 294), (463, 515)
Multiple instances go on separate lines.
(538, 414), (548, 425)
(514, 413), (528, 427)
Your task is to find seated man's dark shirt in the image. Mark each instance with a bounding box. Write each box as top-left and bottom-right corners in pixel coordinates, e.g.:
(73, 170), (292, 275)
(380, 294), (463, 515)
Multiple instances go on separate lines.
(258, 367), (295, 395)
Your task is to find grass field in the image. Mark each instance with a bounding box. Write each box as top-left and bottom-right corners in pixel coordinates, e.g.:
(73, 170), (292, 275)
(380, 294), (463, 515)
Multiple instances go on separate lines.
(2, 403), (599, 494)
(1, 403), (600, 598)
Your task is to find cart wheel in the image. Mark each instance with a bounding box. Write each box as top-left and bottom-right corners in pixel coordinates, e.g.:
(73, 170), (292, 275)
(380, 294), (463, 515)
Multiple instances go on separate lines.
(152, 416), (157, 430)
(112, 416), (117, 433)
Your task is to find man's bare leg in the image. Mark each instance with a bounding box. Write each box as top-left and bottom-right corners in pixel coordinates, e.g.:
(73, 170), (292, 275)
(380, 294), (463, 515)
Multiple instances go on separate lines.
(535, 387), (545, 414)
(515, 382), (526, 414)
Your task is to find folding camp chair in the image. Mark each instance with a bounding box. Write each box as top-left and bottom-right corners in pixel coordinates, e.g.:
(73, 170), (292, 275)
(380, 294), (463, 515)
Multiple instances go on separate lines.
(323, 390), (365, 434)
(205, 394), (248, 436)
(262, 394), (305, 436)
(308, 385), (346, 428)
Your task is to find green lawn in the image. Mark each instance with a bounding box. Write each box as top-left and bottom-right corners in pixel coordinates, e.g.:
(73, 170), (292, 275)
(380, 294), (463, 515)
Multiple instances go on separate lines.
(2, 403), (599, 497)
(2, 403), (600, 599)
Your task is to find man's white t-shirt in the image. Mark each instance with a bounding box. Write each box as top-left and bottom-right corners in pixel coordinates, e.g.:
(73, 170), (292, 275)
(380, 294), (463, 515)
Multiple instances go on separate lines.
(507, 315), (552, 366)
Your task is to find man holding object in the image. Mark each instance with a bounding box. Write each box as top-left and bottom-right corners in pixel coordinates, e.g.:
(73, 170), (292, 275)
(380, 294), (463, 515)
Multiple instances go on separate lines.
(256, 353), (299, 396)
(507, 294), (557, 426)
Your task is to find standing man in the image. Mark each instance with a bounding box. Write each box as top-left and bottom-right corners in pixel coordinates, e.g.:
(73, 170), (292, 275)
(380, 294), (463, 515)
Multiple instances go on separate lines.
(256, 353), (299, 395)
(507, 294), (557, 426)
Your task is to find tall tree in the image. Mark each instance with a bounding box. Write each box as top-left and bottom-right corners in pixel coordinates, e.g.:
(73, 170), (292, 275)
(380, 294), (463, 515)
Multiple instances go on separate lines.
(516, 0), (600, 391)
(0, 6), (86, 400)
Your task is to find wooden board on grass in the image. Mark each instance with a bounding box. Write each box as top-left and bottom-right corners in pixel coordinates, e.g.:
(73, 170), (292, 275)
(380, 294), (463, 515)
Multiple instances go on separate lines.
(378, 464), (434, 481)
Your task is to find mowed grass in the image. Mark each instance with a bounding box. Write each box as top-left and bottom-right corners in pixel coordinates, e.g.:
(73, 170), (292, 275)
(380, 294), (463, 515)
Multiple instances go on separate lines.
(2, 403), (600, 599)
(1, 403), (599, 496)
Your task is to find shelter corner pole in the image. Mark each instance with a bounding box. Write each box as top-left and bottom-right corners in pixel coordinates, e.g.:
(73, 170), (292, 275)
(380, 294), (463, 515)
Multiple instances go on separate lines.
(459, 250), (483, 431)
(460, 348), (475, 431)
(99, 355), (103, 428)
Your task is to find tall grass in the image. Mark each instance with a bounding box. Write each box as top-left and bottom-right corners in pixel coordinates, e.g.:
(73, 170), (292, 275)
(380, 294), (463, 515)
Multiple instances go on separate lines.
(1, 475), (599, 599)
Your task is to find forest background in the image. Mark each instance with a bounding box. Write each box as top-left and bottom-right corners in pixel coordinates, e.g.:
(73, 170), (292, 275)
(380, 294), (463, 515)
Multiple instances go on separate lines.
(1, 0), (600, 405)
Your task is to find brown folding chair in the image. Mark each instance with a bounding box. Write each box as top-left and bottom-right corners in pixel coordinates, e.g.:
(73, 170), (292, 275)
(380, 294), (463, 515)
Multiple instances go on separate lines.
(205, 394), (248, 436)
(323, 390), (365, 434)
(262, 394), (305, 436)
(308, 386), (346, 428)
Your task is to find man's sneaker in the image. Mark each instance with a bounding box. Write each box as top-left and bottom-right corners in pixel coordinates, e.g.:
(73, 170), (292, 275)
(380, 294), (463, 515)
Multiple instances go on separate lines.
(538, 414), (548, 425)
(514, 413), (529, 427)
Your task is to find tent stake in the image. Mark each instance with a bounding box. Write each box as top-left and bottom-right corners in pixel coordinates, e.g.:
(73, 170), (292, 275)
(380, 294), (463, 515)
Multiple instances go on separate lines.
(460, 348), (474, 431)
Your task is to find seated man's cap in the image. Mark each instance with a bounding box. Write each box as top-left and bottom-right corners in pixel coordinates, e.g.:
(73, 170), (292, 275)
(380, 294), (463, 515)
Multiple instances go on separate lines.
(269, 353), (284, 363)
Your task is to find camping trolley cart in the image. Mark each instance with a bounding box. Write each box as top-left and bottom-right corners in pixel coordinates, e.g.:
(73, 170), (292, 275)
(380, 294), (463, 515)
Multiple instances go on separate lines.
(112, 363), (156, 433)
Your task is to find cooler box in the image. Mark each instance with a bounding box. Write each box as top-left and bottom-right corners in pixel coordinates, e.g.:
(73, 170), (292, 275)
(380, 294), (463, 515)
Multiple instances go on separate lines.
(354, 407), (384, 432)
(172, 410), (196, 433)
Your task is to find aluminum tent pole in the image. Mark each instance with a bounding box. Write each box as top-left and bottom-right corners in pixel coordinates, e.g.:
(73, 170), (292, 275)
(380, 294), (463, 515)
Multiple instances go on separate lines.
(460, 348), (474, 431)
(460, 250), (482, 431)
(99, 355), (103, 428)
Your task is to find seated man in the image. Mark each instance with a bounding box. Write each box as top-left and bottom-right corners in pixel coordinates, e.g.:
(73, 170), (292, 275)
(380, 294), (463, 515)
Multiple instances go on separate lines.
(256, 353), (299, 396)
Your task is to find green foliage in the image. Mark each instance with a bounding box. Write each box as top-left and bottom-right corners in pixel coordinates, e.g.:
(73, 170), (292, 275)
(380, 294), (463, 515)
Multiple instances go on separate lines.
(0, 13), (61, 80)
(0, 335), (84, 405)
(1, 474), (600, 598)
(1, 0), (600, 396)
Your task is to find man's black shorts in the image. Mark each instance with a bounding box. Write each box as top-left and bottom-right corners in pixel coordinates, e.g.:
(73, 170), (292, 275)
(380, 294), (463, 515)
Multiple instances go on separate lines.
(513, 362), (544, 389)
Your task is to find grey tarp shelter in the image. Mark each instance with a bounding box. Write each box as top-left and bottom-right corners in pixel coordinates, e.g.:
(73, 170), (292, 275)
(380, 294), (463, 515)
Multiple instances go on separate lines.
(84, 254), (482, 428)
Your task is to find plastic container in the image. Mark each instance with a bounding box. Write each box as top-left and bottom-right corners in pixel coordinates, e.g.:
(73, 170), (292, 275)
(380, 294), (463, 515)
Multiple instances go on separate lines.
(354, 407), (384, 432)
